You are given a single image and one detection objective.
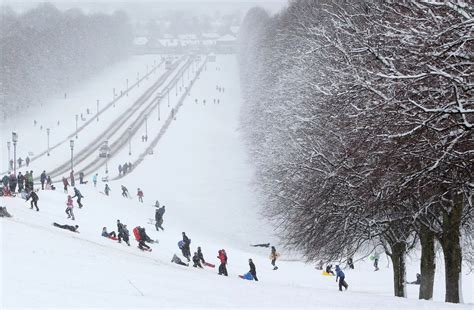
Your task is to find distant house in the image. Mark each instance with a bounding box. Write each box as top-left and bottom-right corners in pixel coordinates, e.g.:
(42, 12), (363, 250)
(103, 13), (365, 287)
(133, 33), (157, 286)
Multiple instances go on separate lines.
(216, 34), (237, 54)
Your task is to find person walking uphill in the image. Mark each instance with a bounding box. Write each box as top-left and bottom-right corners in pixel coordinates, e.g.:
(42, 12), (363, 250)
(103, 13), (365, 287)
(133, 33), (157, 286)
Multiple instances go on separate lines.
(155, 206), (165, 231)
(65, 195), (75, 220)
(270, 246), (279, 270)
(27, 191), (39, 211)
(137, 188), (144, 203)
(72, 187), (84, 208)
(117, 220), (130, 246)
(217, 249), (228, 276)
(40, 170), (47, 190)
(249, 258), (258, 281)
(335, 265), (348, 291)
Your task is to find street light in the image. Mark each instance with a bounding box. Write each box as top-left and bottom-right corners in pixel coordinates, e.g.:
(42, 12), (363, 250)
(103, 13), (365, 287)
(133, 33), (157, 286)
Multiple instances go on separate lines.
(126, 78), (129, 96)
(7, 141), (11, 170)
(158, 97), (161, 121)
(75, 114), (79, 138)
(70, 140), (74, 172)
(96, 100), (100, 122)
(12, 132), (18, 175)
(145, 115), (148, 140)
(47, 128), (50, 156)
(128, 126), (132, 156)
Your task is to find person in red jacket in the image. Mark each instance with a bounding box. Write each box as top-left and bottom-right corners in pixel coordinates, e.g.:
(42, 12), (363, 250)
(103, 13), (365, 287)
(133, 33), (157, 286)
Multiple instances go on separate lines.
(217, 249), (228, 276)
(137, 188), (144, 203)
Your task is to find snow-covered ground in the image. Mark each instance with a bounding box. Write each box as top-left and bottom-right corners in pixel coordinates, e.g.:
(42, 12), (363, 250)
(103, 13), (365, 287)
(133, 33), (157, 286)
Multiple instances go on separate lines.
(0, 55), (472, 309)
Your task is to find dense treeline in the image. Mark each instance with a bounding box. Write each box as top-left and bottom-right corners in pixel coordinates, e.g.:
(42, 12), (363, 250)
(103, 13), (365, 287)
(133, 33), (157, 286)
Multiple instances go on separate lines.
(0, 3), (133, 116)
(238, 1), (472, 303)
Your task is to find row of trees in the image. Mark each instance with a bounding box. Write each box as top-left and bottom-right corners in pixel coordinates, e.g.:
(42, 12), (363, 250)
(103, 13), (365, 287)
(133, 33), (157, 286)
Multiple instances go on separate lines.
(0, 3), (133, 116)
(238, 0), (472, 303)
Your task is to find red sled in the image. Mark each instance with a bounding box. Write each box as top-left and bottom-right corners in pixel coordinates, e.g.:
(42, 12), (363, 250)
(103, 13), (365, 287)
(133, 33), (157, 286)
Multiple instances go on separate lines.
(108, 236), (118, 241)
(133, 227), (141, 241)
(204, 262), (215, 268)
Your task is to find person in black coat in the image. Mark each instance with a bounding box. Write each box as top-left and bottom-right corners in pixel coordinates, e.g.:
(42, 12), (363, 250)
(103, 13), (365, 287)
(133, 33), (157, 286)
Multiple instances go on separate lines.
(53, 222), (78, 232)
(72, 187), (84, 208)
(155, 206), (165, 231)
(192, 252), (203, 268)
(182, 232), (191, 261)
(27, 191), (39, 211)
(197, 246), (206, 265)
(40, 171), (47, 190)
(249, 258), (258, 281)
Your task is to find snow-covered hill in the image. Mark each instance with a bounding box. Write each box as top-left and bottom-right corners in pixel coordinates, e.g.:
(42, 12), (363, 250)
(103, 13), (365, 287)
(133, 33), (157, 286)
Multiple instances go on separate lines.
(0, 55), (472, 309)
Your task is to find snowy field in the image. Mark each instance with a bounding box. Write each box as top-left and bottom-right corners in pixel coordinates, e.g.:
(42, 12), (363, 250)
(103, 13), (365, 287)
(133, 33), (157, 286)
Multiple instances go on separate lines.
(0, 55), (472, 309)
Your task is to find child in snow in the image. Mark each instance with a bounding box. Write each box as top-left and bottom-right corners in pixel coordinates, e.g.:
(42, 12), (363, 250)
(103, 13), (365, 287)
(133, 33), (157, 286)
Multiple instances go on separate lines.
(192, 252), (203, 268)
(121, 185), (129, 198)
(155, 206), (165, 231)
(93, 174), (98, 187)
(62, 177), (69, 193)
(373, 251), (380, 271)
(217, 249), (228, 276)
(326, 264), (335, 276)
(65, 195), (75, 220)
(335, 265), (348, 291)
(181, 232), (191, 261)
(72, 187), (84, 208)
(102, 227), (116, 238)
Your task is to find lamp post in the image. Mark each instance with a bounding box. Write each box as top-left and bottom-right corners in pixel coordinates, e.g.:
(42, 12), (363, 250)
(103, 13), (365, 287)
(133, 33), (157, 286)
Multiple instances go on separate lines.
(70, 140), (74, 172)
(128, 126), (132, 156)
(7, 141), (11, 170)
(96, 100), (99, 122)
(12, 132), (18, 175)
(126, 78), (129, 96)
(158, 97), (161, 121)
(145, 115), (148, 140)
(75, 114), (79, 138)
(46, 128), (50, 156)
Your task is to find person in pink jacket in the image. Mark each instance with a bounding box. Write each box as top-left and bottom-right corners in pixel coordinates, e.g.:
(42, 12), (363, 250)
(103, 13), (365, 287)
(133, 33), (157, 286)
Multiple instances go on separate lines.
(66, 195), (75, 220)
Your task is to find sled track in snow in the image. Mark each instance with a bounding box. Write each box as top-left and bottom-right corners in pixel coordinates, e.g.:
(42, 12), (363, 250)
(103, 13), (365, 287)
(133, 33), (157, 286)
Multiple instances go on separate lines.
(112, 60), (208, 180)
(68, 59), (196, 181)
(40, 58), (189, 182)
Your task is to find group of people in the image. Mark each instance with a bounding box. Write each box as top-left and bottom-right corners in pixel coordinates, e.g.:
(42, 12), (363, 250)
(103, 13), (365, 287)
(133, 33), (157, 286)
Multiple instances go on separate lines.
(1, 170), (38, 196)
(118, 162), (133, 176)
(8, 156), (30, 170)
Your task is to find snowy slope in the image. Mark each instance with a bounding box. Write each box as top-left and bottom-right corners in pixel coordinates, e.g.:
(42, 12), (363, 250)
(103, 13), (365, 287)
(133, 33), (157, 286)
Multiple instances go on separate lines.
(1, 55), (472, 309)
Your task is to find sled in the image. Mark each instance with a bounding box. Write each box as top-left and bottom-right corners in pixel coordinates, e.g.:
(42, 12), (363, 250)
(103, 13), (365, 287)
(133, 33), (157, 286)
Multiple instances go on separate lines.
(322, 271), (334, 276)
(108, 236), (118, 241)
(138, 246), (152, 252)
(204, 262), (215, 268)
(239, 272), (254, 280)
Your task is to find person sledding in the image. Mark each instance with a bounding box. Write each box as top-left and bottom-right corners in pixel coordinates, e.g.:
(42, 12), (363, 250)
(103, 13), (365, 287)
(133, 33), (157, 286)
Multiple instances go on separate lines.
(270, 246), (279, 270)
(72, 187), (84, 208)
(155, 205), (165, 231)
(0, 206), (12, 217)
(53, 222), (79, 232)
(101, 227), (117, 239)
(217, 249), (228, 276)
(171, 254), (189, 267)
(324, 264), (335, 276)
(134, 226), (152, 251)
(407, 273), (421, 285)
(65, 195), (75, 220)
(239, 259), (258, 281)
(250, 243), (270, 248)
(335, 265), (348, 291)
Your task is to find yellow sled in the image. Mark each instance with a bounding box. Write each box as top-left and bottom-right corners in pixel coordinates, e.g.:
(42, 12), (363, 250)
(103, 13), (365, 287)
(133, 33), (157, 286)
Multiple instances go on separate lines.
(322, 271), (334, 276)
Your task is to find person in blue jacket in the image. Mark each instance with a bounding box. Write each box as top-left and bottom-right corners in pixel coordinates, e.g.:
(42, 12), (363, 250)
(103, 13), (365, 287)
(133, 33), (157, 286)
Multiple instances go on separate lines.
(335, 265), (348, 291)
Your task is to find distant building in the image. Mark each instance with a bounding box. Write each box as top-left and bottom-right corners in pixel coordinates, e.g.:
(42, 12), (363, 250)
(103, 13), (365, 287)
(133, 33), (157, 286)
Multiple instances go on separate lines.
(216, 34), (237, 54)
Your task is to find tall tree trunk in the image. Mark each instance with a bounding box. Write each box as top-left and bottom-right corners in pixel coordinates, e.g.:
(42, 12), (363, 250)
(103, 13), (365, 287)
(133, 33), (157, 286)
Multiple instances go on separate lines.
(440, 194), (463, 303)
(419, 224), (435, 300)
(390, 242), (407, 297)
